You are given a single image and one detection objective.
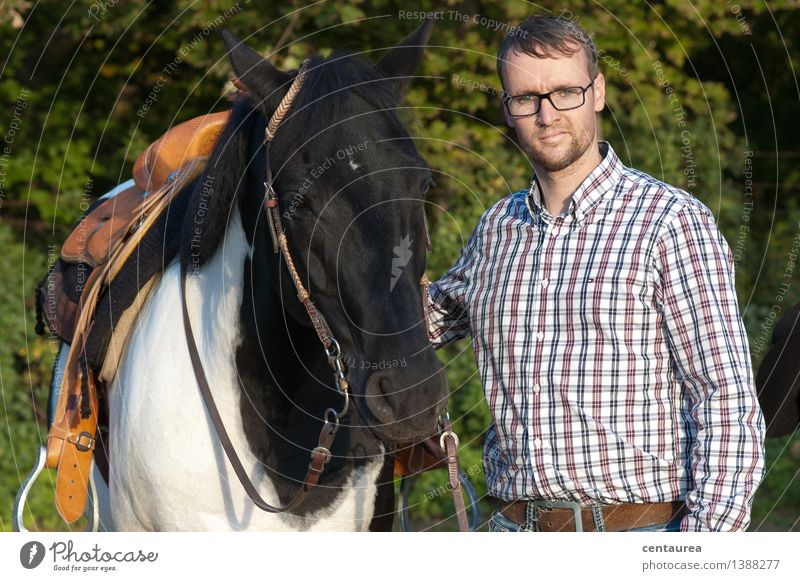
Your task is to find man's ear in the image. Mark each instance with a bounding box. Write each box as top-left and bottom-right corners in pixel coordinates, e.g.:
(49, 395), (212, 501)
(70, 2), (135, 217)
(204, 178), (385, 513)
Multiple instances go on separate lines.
(377, 18), (435, 100)
(220, 28), (291, 110)
(592, 72), (606, 113)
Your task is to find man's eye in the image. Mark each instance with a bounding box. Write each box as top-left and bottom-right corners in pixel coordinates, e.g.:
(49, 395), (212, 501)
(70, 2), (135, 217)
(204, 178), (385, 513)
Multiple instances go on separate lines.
(516, 95), (537, 104)
(559, 88), (580, 98)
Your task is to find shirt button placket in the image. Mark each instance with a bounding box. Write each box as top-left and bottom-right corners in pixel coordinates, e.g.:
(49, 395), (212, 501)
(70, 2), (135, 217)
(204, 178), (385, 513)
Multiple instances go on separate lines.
(530, 221), (552, 471)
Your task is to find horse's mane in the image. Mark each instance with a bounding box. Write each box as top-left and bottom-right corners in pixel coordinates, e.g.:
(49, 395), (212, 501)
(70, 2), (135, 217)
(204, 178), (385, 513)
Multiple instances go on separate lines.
(181, 50), (406, 270)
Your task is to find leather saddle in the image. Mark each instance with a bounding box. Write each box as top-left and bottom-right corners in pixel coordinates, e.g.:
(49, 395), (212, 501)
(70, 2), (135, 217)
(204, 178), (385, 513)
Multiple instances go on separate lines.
(36, 108), (445, 524)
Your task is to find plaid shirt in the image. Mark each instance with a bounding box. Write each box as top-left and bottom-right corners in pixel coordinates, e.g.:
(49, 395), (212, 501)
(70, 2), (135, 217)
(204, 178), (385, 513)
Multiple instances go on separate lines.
(428, 142), (765, 531)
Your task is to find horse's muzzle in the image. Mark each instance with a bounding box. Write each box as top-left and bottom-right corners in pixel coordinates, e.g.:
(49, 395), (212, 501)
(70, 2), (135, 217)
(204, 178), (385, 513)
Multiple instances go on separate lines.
(359, 367), (447, 443)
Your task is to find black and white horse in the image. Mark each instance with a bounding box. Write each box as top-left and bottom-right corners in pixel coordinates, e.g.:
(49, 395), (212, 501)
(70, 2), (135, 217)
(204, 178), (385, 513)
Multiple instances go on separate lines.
(97, 22), (447, 531)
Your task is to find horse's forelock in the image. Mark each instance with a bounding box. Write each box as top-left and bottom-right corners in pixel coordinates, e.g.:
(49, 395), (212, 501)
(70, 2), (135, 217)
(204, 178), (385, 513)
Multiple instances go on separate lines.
(271, 51), (407, 163)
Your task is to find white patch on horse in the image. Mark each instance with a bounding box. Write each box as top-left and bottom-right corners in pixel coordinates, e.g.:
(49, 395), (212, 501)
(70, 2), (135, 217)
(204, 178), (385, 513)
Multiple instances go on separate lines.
(106, 207), (383, 531)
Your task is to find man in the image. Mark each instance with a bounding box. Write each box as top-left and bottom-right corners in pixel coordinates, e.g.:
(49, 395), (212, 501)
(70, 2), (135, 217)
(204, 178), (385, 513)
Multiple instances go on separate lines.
(427, 15), (765, 532)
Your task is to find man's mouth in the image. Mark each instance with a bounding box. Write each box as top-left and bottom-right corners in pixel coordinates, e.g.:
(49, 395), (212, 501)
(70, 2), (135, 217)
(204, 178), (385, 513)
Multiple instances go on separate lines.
(540, 131), (568, 143)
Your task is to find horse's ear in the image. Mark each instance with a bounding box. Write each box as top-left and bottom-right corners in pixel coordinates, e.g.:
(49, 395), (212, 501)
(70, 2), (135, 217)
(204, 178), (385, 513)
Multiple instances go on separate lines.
(377, 18), (435, 98)
(220, 28), (291, 108)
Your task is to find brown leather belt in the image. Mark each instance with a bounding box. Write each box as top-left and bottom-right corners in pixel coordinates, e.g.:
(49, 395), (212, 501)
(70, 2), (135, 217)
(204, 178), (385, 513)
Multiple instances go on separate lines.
(499, 499), (686, 532)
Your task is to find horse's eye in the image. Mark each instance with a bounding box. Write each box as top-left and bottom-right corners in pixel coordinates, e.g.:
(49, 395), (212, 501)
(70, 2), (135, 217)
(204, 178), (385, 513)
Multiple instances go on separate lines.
(421, 177), (435, 196)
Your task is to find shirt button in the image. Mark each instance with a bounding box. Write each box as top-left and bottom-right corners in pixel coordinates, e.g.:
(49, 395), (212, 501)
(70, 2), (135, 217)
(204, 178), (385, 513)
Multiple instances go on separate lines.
(533, 383), (540, 394)
(533, 438), (542, 448)
(540, 278), (548, 287)
(537, 331), (544, 341)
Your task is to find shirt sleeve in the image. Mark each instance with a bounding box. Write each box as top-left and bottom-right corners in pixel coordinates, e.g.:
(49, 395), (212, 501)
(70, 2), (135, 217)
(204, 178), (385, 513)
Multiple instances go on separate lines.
(426, 226), (480, 349)
(654, 203), (766, 531)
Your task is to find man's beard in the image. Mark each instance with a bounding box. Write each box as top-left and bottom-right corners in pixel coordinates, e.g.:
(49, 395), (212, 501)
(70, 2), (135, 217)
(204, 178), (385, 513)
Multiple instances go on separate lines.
(522, 128), (592, 173)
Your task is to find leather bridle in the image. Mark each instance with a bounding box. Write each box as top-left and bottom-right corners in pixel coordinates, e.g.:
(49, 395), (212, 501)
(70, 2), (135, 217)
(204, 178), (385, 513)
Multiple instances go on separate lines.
(180, 60), (345, 513)
(180, 60), (468, 528)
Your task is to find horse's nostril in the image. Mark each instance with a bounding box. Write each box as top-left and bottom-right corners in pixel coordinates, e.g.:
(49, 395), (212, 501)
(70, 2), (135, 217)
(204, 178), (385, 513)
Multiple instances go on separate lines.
(364, 373), (396, 424)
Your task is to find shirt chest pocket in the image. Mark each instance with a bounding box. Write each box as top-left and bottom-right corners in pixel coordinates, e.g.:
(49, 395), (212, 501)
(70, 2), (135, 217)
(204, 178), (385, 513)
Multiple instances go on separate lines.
(574, 267), (657, 327)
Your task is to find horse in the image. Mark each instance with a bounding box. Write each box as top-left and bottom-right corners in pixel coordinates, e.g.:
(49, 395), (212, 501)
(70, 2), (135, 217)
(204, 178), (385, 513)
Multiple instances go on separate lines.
(85, 21), (448, 531)
(756, 302), (800, 437)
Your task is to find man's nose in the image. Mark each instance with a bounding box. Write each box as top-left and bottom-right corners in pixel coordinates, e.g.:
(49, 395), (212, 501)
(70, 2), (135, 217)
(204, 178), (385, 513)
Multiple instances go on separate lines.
(536, 97), (561, 125)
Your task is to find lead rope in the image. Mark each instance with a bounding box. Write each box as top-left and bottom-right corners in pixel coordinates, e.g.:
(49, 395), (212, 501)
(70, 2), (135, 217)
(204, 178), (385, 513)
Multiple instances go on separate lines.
(421, 273), (470, 532)
(440, 413), (469, 531)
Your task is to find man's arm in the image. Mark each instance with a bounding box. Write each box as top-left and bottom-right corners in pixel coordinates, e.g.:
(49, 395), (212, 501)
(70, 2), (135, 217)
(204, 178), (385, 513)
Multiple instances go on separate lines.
(655, 203), (765, 532)
(426, 227), (480, 349)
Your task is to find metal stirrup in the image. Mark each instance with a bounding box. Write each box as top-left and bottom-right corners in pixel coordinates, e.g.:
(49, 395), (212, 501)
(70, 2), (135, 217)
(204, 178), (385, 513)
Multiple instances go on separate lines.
(13, 446), (99, 532)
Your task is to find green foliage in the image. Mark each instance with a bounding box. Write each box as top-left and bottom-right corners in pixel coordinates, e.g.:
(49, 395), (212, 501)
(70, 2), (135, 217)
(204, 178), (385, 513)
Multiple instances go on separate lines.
(1, 0), (797, 531)
(0, 224), (78, 531)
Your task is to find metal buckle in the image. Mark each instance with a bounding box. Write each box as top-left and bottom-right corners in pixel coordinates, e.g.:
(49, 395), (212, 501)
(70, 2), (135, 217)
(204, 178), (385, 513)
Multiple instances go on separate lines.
(439, 430), (459, 450)
(530, 500), (584, 532)
(310, 446), (332, 464)
(74, 431), (95, 452)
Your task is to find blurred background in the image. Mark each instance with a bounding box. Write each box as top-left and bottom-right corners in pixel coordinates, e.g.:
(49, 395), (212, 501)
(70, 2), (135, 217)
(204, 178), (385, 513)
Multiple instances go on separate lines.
(0, 0), (798, 531)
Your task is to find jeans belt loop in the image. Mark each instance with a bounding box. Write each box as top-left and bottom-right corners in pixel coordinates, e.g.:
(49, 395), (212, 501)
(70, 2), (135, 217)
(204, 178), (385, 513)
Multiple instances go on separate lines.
(591, 505), (606, 532)
(524, 499), (538, 531)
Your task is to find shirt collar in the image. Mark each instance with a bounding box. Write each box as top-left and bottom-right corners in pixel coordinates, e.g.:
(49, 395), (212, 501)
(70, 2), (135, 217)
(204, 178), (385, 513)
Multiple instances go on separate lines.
(525, 141), (624, 225)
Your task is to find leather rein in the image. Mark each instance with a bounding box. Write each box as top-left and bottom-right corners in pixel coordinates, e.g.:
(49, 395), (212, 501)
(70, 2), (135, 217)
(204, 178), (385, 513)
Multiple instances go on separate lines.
(180, 60), (468, 527)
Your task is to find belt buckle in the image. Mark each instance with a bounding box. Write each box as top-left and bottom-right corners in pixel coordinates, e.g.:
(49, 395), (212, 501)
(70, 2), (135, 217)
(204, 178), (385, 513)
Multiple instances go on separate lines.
(530, 500), (584, 532)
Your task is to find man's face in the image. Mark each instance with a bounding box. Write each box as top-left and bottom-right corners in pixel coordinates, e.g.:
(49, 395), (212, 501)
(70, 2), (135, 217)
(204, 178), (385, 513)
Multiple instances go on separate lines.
(501, 46), (605, 173)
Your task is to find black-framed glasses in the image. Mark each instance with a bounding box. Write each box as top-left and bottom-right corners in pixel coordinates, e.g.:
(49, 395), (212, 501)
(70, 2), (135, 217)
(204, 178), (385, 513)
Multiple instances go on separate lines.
(502, 78), (596, 118)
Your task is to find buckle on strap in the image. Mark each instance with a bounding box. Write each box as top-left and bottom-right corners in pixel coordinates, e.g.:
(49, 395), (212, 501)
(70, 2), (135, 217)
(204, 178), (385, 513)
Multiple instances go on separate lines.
(530, 499), (584, 532)
(72, 431), (95, 452)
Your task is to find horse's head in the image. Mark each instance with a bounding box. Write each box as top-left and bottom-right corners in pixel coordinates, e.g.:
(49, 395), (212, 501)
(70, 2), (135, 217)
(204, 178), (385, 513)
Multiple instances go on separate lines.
(221, 23), (447, 444)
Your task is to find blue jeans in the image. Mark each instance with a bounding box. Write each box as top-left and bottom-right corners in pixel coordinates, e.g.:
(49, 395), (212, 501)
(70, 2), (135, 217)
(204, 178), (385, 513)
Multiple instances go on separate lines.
(488, 507), (682, 532)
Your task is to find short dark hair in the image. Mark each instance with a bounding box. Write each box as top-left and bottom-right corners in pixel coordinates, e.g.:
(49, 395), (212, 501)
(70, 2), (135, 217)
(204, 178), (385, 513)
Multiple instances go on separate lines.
(497, 15), (598, 87)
